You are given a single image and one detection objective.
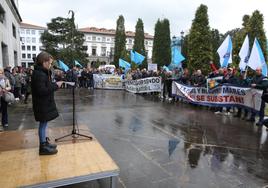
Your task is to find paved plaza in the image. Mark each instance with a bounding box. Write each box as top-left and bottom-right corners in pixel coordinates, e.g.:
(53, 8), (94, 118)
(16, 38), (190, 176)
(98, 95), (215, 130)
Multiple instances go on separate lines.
(5, 89), (268, 188)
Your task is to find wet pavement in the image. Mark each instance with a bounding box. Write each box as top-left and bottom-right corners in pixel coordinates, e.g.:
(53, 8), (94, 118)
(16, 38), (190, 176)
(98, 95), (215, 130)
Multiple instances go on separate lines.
(5, 88), (268, 188)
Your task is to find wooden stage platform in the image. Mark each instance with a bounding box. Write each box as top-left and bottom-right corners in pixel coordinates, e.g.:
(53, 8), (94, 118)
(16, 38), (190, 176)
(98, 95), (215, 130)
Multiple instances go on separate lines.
(0, 126), (119, 188)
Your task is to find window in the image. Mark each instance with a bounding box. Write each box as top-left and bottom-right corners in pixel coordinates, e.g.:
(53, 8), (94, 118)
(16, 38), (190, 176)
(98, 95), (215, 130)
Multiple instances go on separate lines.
(21, 45), (25, 51)
(20, 29), (25, 34)
(97, 37), (101, 41)
(38, 30), (44, 34)
(145, 40), (148, 45)
(22, 62), (26, 68)
(32, 54), (36, 58)
(102, 37), (106, 42)
(26, 29), (30, 34)
(88, 36), (91, 41)
(129, 39), (132, 44)
(12, 24), (16, 38)
(92, 36), (96, 41)
(27, 45), (31, 51)
(32, 46), (36, 51)
(0, 4), (5, 23)
(21, 37), (25, 43)
(31, 30), (35, 35)
(92, 47), (97, 56)
(14, 51), (18, 66)
(22, 53), (26, 59)
(149, 41), (152, 45)
(27, 54), (31, 59)
(26, 37), (31, 43)
(32, 37), (36, 43)
(110, 47), (114, 55)
(101, 47), (106, 56)
(106, 38), (110, 42)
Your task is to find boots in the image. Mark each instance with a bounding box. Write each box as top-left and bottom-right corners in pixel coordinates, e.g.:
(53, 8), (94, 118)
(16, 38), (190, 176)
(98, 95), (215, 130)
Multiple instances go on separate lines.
(39, 143), (58, 155)
(45, 137), (57, 149)
(39, 137), (58, 155)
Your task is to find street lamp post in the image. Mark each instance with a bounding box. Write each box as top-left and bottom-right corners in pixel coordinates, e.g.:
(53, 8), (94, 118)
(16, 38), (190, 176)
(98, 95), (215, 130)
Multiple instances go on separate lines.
(180, 30), (184, 52)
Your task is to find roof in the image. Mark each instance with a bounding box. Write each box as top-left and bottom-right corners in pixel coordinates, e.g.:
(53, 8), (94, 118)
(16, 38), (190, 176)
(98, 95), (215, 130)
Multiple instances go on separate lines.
(79, 27), (154, 39)
(20, 23), (46, 30)
(10, 0), (22, 22)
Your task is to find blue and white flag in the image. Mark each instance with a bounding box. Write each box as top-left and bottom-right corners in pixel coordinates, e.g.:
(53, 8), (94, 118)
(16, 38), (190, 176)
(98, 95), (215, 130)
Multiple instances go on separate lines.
(217, 35), (232, 68)
(74, 60), (83, 67)
(58, 60), (69, 72)
(131, 50), (145, 65)
(239, 35), (250, 71)
(169, 46), (185, 70)
(119, 58), (131, 71)
(247, 38), (267, 76)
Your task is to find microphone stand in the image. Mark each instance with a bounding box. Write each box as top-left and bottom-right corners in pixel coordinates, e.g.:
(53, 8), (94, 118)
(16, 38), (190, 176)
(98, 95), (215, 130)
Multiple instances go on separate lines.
(55, 10), (92, 142)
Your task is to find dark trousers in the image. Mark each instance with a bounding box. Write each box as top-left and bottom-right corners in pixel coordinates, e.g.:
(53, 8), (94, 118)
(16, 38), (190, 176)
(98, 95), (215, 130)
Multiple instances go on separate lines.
(0, 97), (8, 125)
(14, 87), (21, 98)
(24, 92), (31, 103)
(259, 99), (266, 122)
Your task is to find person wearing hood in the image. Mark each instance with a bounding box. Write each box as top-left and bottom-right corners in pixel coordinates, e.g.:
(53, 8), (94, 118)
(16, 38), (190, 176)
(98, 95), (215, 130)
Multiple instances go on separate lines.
(31, 52), (63, 155)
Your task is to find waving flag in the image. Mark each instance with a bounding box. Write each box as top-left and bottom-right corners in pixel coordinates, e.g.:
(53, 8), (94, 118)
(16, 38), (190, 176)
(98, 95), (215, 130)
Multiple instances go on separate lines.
(58, 60), (69, 72)
(131, 50), (145, 65)
(247, 38), (267, 76)
(239, 35), (250, 71)
(168, 46), (185, 70)
(119, 59), (131, 71)
(217, 35), (232, 68)
(74, 60), (83, 67)
(172, 46), (185, 66)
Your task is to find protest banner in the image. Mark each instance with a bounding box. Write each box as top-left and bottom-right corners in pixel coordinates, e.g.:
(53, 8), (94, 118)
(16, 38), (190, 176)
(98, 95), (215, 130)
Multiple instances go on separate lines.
(125, 77), (162, 93)
(93, 74), (124, 90)
(172, 82), (263, 112)
(148, 63), (158, 71)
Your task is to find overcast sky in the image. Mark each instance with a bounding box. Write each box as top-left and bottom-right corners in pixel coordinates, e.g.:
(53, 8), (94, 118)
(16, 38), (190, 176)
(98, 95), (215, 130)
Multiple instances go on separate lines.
(18, 0), (268, 36)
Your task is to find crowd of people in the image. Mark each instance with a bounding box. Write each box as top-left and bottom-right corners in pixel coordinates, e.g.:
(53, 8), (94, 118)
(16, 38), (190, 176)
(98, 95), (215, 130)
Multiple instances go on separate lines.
(0, 66), (33, 131)
(1, 59), (268, 132)
(43, 60), (268, 129)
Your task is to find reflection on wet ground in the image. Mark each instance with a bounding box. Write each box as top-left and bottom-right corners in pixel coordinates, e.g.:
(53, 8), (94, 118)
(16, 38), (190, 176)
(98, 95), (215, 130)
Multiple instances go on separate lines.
(6, 89), (268, 188)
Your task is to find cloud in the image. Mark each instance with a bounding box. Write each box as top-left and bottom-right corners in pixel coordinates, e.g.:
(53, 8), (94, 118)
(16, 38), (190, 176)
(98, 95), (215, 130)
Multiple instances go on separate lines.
(18, 0), (268, 36)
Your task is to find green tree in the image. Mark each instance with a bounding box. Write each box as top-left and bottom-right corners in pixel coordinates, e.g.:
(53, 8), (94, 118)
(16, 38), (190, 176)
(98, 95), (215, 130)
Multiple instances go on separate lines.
(41, 12), (88, 67)
(133, 18), (147, 68)
(181, 34), (189, 68)
(248, 10), (267, 61)
(188, 4), (212, 74)
(152, 18), (171, 68)
(114, 15), (126, 67)
(211, 29), (222, 67)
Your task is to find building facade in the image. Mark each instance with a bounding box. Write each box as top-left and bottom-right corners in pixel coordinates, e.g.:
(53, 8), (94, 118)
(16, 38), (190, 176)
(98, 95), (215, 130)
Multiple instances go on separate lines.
(79, 27), (154, 67)
(19, 23), (45, 68)
(0, 0), (22, 68)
